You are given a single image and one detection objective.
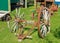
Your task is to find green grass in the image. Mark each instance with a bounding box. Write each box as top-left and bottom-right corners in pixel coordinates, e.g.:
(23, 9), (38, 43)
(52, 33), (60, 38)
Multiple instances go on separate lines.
(0, 6), (60, 43)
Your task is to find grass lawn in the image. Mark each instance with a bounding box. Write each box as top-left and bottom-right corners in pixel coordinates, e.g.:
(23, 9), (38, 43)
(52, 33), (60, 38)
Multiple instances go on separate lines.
(0, 6), (60, 43)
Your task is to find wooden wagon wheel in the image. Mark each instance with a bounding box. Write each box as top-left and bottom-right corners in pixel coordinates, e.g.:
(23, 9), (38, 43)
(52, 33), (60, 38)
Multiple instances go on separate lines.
(7, 8), (18, 32)
(37, 11), (43, 38)
(7, 8), (25, 35)
(37, 21), (48, 38)
(37, 7), (49, 38)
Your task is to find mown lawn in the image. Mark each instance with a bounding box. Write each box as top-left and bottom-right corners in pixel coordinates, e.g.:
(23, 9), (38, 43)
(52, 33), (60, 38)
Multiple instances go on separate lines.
(0, 6), (60, 43)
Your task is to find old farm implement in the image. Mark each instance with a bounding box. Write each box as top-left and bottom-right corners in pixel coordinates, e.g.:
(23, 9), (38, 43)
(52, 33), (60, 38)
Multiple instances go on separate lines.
(8, 7), (50, 41)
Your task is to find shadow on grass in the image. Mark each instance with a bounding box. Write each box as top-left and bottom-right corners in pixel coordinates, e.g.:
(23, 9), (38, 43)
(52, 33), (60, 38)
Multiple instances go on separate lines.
(54, 27), (60, 39)
(27, 4), (34, 8)
(24, 27), (37, 35)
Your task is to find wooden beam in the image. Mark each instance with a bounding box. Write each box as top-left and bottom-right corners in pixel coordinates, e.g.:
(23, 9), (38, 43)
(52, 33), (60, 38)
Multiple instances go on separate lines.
(25, 0), (27, 8)
(34, 0), (37, 9)
(8, 0), (11, 12)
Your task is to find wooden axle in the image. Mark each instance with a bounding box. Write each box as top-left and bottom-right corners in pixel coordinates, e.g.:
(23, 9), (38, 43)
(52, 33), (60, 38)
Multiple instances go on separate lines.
(17, 7), (45, 41)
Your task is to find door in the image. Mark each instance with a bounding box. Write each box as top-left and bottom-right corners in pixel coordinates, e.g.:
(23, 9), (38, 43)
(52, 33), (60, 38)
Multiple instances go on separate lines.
(0, 0), (10, 11)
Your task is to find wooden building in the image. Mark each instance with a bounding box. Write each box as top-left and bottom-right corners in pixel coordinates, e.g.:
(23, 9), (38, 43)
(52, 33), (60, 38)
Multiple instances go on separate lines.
(0, 0), (20, 12)
(34, 0), (54, 8)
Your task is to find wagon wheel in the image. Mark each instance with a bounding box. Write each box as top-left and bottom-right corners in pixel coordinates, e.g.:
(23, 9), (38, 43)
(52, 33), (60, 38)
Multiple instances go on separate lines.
(8, 8), (25, 36)
(8, 19), (19, 33)
(8, 16), (24, 35)
(7, 8), (19, 32)
(40, 24), (47, 38)
(37, 10), (47, 38)
(38, 23), (47, 38)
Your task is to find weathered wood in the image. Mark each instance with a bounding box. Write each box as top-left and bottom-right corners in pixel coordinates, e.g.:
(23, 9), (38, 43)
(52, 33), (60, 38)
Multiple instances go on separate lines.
(25, 0), (27, 8)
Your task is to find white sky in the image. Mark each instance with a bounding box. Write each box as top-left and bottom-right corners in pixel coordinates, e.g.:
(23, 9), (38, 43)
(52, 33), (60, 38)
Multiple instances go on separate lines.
(55, 0), (60, 2)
